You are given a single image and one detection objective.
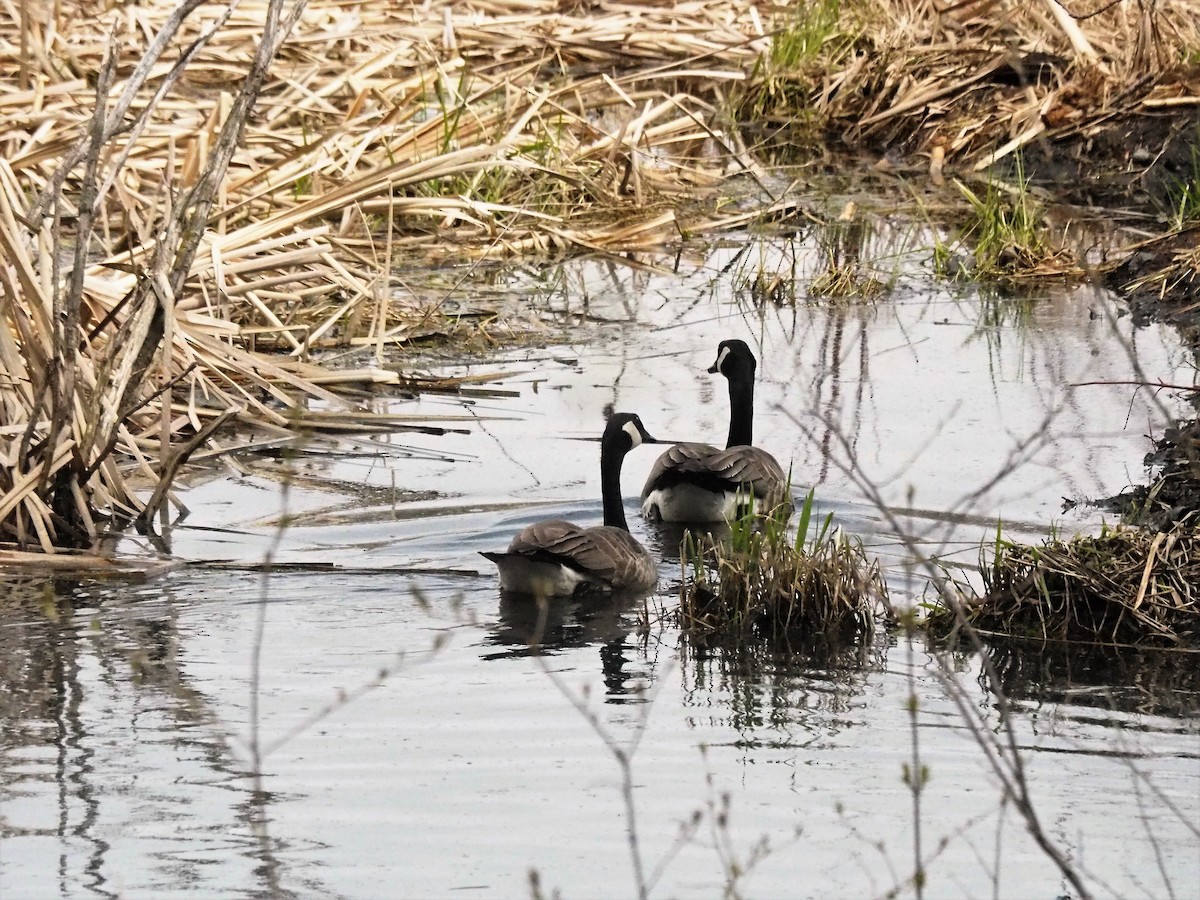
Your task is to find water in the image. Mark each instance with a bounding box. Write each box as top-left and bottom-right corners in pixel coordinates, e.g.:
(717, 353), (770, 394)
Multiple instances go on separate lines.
(2, 232), (1199, 898)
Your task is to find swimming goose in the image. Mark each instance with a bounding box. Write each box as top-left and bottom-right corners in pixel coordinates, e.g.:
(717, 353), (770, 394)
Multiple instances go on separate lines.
(641, 339), (791, 523)
(481, 412), (659, 597)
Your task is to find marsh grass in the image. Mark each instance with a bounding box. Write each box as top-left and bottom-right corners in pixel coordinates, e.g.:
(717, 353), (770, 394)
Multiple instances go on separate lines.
(679, 490), (888, 643)
(954, 159), (1052, 279)
(808, 215), (888, 301)
(730, 214), (895, 307)
(733, 0), (851, 160)
(769, 0), (843, 69)
(1166, 136), (1200, 230)
(728, 234), (804, 306)
(927, 521), (1200, 648)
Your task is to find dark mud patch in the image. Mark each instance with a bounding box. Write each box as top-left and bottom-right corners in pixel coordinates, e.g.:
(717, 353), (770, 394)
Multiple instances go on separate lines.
(1022, 109), (1200, 318)
(1104, 414), (1200, 531)
(1105, 226), (1200, 342)
(1020, 105), (1199, 214)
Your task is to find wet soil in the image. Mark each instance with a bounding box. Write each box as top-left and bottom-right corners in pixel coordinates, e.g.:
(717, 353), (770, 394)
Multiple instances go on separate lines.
(1104, 412), (1200, 530)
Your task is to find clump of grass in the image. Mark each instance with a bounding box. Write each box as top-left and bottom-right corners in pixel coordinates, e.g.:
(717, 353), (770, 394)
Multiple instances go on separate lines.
(728, 234), (802, 306)
(1166, 138), (1200, 230)
(769, 0), (842, 69)
(928, 521), (1200, 647)
(808, 217), (887, 301)
(955, 157), (1050, 277)
(733, 0), (850, 162)
(679, 491), (889, 643)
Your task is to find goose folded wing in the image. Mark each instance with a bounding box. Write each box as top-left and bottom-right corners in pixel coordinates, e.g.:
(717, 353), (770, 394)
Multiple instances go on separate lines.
(678, 447), (788, 499)
(642, 441), (722, 493)
(508, 520), (633, 583)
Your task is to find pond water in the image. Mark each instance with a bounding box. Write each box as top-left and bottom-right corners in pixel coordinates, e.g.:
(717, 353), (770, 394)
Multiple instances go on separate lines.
(2, 226), (1199, 899)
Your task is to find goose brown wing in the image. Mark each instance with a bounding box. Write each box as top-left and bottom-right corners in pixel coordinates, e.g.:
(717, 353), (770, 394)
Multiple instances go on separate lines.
(645, 444), (790, 506)
(507, 520), (655, 590)
(703, 446), (789, 502)
(641, 442), (721, 498)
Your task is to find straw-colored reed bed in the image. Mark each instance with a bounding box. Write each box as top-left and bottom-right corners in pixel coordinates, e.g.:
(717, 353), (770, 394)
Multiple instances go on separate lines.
(745, 0), (1200, 175)
(2, 0), (1198, 558)
(0, 0), (782, 555)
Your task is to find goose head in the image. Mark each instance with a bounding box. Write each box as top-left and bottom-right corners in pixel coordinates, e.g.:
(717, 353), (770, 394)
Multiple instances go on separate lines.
(707, 339), (757, 382)
(602, 411), (658, 457)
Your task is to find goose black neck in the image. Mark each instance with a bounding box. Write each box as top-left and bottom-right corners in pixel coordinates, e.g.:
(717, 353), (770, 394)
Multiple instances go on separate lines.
(600, 441), (629, 530)
(725, 371), (755, 448)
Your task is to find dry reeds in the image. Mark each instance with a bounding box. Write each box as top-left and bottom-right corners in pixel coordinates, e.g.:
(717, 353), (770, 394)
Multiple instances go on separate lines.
(3, 0), (1198, 558)
(0, 0), (783, 554)
(744, 0), (1200, 173)
(679, 492), (890, 644)
(932, 522), (1200, 647)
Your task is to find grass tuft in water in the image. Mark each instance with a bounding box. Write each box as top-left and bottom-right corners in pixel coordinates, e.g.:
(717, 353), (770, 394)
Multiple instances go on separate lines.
(954, 156), (1048, 278)
(1166, 135), (1200, 230)
(926, 520), (1200, 647)
(808, 214), (888, 301)
(679, 490), (888, 643)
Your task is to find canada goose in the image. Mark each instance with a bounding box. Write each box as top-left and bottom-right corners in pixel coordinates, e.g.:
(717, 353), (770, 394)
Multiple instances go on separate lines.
(641, 339), (791, 523)
(481, 412), (659, 597)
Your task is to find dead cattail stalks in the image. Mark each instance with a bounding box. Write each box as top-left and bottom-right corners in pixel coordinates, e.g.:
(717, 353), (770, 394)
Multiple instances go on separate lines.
(739, 0), (1200, 176)
(0, 0), (787, 555)
(679, 492), (891, 644)
(930, 522), (1200, 648)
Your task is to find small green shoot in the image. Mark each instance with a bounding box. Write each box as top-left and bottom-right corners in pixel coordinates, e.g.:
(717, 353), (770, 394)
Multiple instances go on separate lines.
(1166, 136), (1200, 230)
(955, 155), (1047, 277)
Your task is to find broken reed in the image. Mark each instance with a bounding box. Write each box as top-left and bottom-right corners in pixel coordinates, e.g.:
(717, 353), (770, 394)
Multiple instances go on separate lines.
(930, 522), (1200, 648)
(679, 490), (887, 643)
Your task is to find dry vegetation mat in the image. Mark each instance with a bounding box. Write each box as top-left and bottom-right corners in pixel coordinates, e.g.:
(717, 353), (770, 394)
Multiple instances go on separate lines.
(2, 0), (1199, 558)
(930, 522), (1200, 648)
(0, 0), (788, 554)
(1107, 410), (1200, 530)
(746, 0), (1200, 179)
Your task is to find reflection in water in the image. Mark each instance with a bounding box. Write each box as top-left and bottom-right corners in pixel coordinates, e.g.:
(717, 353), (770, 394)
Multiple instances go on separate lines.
(0, 579), (324, 898)
(4, 228), (1198, 897)
(982, 637), (1200, 719)
(0, 582), (112, 897)
(483, 592), (655, 702)
(679, 632), (888, 740)
(643, 518), (731, 564)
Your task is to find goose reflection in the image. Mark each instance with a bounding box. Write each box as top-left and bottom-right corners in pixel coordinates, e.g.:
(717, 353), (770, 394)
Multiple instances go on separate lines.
(482, 591), (652, 703)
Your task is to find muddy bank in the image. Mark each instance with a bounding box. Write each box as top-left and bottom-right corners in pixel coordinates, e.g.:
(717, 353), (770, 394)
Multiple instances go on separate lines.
(1106, 409), (1200, 530)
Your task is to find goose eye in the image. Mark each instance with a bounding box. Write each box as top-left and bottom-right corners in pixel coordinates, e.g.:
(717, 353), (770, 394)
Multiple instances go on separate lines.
(621, 420), (643, 448)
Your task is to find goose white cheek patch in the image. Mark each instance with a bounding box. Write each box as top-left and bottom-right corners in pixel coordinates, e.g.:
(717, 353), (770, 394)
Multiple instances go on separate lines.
(714, 346), (731, 372)
(622, 421), (643, 448)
